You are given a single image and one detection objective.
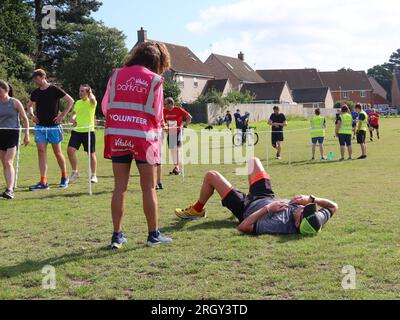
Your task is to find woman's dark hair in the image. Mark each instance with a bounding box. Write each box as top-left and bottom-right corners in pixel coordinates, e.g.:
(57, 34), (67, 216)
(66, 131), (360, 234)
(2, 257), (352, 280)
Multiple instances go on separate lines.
(80, 84), (92, 94)
(315, 108), (321, 116)
(0, 80), (12, 97)
(125, 41), (171, 75)
(273, 106), (280, 112)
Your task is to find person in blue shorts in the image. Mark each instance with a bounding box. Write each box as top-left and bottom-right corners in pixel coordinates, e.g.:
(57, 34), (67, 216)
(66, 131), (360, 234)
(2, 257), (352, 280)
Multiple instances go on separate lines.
(27, 69), (74, 190)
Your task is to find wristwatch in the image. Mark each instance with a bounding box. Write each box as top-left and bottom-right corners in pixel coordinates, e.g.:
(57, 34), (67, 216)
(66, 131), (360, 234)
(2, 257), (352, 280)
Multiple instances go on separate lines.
(309, 195), (316, 204)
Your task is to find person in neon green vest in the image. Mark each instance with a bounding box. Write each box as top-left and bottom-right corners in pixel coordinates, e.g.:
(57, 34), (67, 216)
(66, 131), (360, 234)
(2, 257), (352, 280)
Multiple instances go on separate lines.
(335, 105), (353, 161)
(354, 104), (368, 160)
(310, 109), (327, 161)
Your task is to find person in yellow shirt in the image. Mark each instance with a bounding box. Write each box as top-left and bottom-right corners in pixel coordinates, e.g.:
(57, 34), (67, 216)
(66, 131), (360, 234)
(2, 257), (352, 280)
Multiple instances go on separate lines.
(67, 84), (98, 183)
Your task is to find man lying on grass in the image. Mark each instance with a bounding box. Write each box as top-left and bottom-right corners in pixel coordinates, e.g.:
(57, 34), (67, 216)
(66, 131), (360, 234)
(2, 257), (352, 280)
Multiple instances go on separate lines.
(176, 158), (338, 236)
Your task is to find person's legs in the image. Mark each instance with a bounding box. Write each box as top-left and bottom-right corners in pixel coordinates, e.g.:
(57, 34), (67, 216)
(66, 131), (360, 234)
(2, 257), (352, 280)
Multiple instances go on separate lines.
(276, 141), (282, 158)
(319, 143), (325, 159)
(51, 143), (67, 178)
(90, 152), (97, 176)
(67, 147), (78, 172)
(136, 163), (158, 232)
(376, 127), (380, 140)
(198, 171), (233, 206)
(312, 143), (317, 159)
(111, 162), (131, 233)
(2, 148), (16, 190)
(37, 142), (48, 182)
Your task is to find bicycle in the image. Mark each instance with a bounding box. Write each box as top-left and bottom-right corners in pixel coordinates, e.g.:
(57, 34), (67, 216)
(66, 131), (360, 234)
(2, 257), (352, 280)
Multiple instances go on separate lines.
(233, 127), (259, 147)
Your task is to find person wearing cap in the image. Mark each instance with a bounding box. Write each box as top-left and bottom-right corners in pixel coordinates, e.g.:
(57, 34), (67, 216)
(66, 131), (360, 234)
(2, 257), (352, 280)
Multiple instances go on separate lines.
(335, 105), (353, 161)
(28, 69), (74, 191)
(175, 157), (338, 236)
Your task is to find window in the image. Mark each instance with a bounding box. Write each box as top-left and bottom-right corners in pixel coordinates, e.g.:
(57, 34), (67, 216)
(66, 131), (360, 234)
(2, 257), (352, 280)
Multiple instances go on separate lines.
(245, 65), (252, 72)
(342, 91), (349, 99)
(177, 75), (184, 88)
(360, 91), (366, 98)
(227, 63), (234, 70)
(193, 77), (199, 88)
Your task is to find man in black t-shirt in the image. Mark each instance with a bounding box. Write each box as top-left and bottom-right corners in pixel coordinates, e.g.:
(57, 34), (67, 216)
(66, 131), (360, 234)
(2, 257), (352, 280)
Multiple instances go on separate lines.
(268, 106), (287, 160)
(28, 69), (74, 191)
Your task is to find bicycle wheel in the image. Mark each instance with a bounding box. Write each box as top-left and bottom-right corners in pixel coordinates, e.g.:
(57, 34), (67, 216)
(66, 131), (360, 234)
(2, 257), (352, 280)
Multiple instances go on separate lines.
(245, 132), (259, 147)
(233, 133), (243, 147)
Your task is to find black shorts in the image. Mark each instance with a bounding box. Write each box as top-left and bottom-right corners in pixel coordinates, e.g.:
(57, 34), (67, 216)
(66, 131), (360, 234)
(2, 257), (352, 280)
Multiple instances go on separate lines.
(68, 131), (96, 153)
(271, 132), (284, 147)
(370, 124), (379, 130)
(0, 129), (19, 151)
(167, 134), (182, 148)
(357, 130), (367, 144)
(352, 122), (357, 129)
(111, 154), (161, 166)
(222, 178), (275, 222)
(338, 134), (352, 147)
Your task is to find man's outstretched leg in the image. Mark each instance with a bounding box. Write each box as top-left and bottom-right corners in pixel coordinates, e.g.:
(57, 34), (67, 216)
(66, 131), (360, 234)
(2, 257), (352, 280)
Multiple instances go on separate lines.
(175, 171), (233, 220)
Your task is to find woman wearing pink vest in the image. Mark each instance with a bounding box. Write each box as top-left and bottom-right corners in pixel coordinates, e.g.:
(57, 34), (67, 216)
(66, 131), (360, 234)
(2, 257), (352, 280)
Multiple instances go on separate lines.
(102, 42), (172, 248)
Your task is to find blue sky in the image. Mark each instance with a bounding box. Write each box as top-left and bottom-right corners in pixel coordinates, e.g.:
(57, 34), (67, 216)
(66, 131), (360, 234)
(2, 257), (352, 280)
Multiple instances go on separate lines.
(93, 0), (400, 71)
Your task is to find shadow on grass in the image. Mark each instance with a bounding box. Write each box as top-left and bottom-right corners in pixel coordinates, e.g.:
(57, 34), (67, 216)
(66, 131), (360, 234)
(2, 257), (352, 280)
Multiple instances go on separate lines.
(161, 218), (238, 234)
(0, 246), (140, 279)
(15, 190), (111, 199)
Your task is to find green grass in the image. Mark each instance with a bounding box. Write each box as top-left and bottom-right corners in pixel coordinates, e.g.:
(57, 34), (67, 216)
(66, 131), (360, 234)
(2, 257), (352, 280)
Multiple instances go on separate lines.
(0, 118), (399, 300)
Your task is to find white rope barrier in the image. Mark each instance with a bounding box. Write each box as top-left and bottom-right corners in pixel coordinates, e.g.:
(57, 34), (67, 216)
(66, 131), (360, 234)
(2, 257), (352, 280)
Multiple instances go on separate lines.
(14, 127), (22, 190)
(87, 125), (92, 196)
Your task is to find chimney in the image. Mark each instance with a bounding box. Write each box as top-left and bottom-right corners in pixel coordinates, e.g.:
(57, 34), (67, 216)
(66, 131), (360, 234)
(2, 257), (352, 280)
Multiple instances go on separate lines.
(137, 27), (148, 43)
(238, 51), (244, 61)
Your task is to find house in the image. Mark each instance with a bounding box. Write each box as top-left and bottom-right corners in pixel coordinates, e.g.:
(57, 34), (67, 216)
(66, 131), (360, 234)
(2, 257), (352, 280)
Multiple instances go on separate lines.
(392, 68), (400, 109)
(292, 87), (334, 109)
(133, 28), (215, 103)
(256, 68), (324, 90)
(202, 79), (232, 96)
(204, 52), (265, 90)
(369, 77), (390, 109)
(319, 70), (373, 108)
(240, 82), (294, 104)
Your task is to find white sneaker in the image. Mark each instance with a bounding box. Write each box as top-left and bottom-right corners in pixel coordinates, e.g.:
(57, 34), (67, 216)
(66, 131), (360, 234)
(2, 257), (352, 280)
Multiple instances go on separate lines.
(69, 171), (80, 183)
(91, 175), (98, 184)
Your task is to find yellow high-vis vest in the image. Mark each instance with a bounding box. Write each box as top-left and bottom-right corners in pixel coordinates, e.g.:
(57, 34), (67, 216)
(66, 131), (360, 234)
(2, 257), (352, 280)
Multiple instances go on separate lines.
(311, 115), (326, 138)
(359, 111), (369, 132)
(339, 113), (353, 135)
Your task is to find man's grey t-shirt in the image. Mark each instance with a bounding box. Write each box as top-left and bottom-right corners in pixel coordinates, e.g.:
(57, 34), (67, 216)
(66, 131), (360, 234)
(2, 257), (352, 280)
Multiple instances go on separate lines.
(243, 198), (332, 235)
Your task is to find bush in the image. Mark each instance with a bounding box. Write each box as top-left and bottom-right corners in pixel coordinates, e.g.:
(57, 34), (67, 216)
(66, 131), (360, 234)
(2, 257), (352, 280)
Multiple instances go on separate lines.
(334, 100), (355, 110)
(193, 89), (256, 108)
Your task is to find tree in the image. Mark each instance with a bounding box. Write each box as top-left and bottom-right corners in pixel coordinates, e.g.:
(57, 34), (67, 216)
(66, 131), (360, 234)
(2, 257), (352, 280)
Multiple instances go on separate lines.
(0, 0), (36, 80)
(338, 68), (354, 72)
(26, 0), (102, 74)
(193, 89), (256, 108)
(368, 64), (393, 101)
(389, 48), (400, 67)
(163, 80), (181, 105)
(59, 24), (128, 113)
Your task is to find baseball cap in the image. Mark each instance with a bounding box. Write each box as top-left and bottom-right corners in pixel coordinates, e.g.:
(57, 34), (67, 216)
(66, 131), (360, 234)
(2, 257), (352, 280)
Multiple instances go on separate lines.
(31, 69), (46, 78)
(299, 204), (322, 236)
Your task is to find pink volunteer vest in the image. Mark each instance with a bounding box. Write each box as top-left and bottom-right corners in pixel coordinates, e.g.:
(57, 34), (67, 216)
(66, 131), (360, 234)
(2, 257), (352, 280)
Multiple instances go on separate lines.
(103, 65), (163, 164)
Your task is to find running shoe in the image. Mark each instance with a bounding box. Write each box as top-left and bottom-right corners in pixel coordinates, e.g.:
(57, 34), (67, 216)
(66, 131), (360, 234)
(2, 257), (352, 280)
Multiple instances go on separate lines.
(169, 168), (181, 176)
(91, 175), (98, 184)
(2, 189), (14, 200)
(111, 232), (128, 250)
(147, 232), (173, 247)
(59, 177), (70, 189)
(69, 171), (80, 183)
(156, 183), (164, 190)
(175, 206), (207, 220)
(29, 182), (50, 192)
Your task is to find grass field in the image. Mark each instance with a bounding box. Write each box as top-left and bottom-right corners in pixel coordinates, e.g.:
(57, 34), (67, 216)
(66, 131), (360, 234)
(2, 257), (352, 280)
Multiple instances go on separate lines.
(1, 117), (399, 300)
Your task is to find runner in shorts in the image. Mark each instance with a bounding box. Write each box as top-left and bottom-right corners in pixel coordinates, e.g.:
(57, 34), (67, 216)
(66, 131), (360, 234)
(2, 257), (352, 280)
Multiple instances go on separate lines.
(68, 84), (98, 184)
(268, 106), (287, 160)
(175, 157), (338, 236)
(28, 69), (74, 191)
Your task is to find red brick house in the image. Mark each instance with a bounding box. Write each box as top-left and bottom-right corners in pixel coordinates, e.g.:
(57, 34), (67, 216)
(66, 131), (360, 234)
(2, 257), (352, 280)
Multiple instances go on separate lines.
(133, 28), (215, 103)
(319, 70), (373, 108)
(369, 77), (390, 108)
(204, 52), (265, 90)
(392, 68), (400, 109)
(257, 68), (324, 89)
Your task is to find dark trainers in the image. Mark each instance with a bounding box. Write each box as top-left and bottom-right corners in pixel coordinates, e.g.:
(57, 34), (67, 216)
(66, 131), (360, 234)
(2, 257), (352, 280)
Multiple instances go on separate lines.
(2, 189), (14, 200)
(59, 177), (69, 189)
(156, 183), (164, 190)
(169, 168), (181, 176)
(29, 182), (50, 192)
(147, 232), (173, 247)
(111, 232), (128, 250)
